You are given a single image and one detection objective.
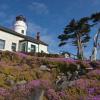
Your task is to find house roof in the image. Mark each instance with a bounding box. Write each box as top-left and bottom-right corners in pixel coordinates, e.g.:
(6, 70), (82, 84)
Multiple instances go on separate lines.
(0, 25), (48, 46)
(20, 36), (48, 46)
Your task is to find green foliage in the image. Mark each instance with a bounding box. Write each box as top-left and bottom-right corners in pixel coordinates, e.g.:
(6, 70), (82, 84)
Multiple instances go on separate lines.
(58, 12), (100, 59)
(24, 52), (60, 57)
(0, 51), (23, 64)
(91, 12), (100, 22)
(0, 51), (60, 89)
(55, 62), (77, 74)
(58, 18), (91, 59)
(65, 87), (87, 100)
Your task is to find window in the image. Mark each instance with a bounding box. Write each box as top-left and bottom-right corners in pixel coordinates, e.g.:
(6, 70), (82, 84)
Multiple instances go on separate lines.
(0, 39), (5, 49)
(41, 50), (44, 53)
(12, 43), (16, 51)
(21, 30), (24, 34)
(22, 43), (26, 52)
(31, 45), (36, 52)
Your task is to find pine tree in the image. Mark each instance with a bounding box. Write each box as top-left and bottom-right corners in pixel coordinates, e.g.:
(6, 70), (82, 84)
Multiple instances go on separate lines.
(58, 17), (91, 60)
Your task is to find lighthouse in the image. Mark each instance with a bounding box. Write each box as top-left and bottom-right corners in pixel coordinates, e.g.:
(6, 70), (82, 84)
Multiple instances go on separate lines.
(14, 15), (27, 35)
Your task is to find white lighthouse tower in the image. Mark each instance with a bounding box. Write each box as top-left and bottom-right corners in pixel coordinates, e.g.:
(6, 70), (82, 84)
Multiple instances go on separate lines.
(14, 15), (27, 35)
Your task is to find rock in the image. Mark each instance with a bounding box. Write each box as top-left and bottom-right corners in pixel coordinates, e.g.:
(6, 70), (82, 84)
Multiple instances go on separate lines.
(62, 74), (67, 81)
(67, 72), (72, 80)
(56, 74), (67, 85)
(56, 77), (63, 85)
(6, 78), (15, 86)
(68, 81), (75, 87)
(5, 75), (15, 86)
(17, 80), (27, 85)
(60, 81), (70, 90)
(58, 80), (76, 90)
(70, 71), (79, 80)
(27, 88), (45, 100)
(77, 64), (80, 70)
(40, 65), (50, 71)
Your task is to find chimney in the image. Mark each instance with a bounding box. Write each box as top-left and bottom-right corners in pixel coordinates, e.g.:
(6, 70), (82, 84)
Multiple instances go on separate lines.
(36, 32), (40, 40)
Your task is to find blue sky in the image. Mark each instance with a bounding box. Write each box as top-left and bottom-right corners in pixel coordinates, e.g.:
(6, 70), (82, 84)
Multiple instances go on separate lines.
(0, 0), (100, 59)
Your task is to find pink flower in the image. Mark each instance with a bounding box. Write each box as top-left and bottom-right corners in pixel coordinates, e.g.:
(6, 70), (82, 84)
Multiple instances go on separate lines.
(0, 87), (9, 96)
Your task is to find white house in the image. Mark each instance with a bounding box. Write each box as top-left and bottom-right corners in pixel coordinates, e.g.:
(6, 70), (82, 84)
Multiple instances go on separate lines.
(0, 15), (48, 53)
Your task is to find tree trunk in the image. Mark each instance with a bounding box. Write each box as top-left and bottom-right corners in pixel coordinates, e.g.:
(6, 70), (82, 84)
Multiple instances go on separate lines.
(91, 29), (100, 61)
(79, 36), (84, 60)
(76, 34), (83, 60)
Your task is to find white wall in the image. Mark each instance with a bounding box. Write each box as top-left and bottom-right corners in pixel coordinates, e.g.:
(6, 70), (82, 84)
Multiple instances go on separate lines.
(27, 42), (48, 53)
(19, 41), (27, 52)
(0, 30), (24, 51)
(27, 42), (39, 52)
(0, 30), (48, 53)
(14, 20), (27, 35)
(39, 44), (48, 53)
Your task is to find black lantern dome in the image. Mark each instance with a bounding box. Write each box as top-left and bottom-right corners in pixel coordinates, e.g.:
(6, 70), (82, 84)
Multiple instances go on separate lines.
(16, 15), (26, 22)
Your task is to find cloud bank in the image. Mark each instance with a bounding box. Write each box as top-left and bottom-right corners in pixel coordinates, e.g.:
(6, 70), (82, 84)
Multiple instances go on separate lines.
(28, 2), (49, 14)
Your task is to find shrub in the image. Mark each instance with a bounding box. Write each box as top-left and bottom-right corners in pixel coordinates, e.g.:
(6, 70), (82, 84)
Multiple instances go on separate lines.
(87, 69), (100, 80)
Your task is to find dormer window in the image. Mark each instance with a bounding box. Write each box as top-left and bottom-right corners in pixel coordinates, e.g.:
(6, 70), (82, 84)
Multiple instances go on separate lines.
(21, 30), (24, 34)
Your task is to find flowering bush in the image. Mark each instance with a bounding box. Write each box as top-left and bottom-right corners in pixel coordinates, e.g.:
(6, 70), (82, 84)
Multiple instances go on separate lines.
(87, 69), (100, 80)
(0, 51), (99, 100)
(46, 89), (67, 100)
(0, 87), (9, 97)
(90, 61), (100, 68)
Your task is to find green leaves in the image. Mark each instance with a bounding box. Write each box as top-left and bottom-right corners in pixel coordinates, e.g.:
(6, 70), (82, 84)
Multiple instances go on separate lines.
(58, 17), (91, 47)
(64, 19), (78, 34)
(91, 12), (100, 22)
(59, 41), (66, 47)
(58, 12), (100, 59)
(58, 34), (69, 41)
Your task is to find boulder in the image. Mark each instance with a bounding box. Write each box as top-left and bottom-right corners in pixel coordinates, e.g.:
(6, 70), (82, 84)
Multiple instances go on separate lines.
(27, 88), (45, 100)
(40, 65), (50, 71)
(17, 80), (27, 85)
(5, 76), (15, 86)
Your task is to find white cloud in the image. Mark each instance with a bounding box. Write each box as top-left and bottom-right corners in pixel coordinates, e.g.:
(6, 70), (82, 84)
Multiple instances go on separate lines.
(27, 22), (59, 53)
(27, 22), (54, 43)
(41, 35), (59, 53)
(28, 22), (47, 34)
(28, 2), (49, 14)
(27, 22), (48, 36)
(41, 35), (55, 45)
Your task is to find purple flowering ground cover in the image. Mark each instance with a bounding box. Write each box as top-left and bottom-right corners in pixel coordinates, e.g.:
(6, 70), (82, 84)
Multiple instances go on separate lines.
(0, 51), (100, 100)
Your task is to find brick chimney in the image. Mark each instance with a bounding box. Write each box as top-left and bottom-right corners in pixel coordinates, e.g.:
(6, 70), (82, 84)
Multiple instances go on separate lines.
(36, 32), (40, 40)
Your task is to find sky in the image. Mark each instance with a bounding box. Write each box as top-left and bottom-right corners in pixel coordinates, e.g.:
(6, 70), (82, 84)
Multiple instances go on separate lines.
(0, 0), (100, 59)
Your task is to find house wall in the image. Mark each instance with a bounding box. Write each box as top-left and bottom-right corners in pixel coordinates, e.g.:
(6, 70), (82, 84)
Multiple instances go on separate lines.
(39, 44), (48, 53)
(0, 30), (48, 53)
(27, 42), (39, 52)
(27, 42), (48, 53)
(19, 41), (28, 52)
(0, 30), (24, 51)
